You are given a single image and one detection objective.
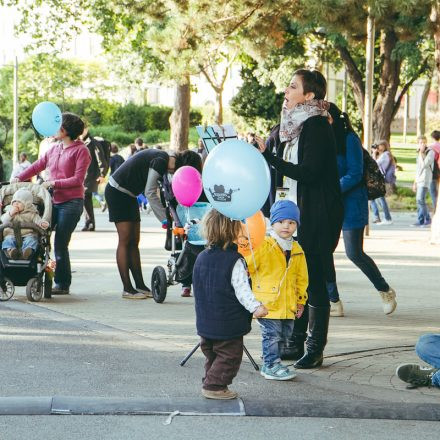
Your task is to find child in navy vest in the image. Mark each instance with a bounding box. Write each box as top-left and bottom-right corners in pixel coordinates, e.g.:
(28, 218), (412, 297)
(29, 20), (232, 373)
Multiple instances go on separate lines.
(193, 209), (268, 400)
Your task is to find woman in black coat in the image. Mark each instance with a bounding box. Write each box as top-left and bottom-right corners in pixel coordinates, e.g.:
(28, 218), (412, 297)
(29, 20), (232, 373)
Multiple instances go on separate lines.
(257, 69), (344, 369)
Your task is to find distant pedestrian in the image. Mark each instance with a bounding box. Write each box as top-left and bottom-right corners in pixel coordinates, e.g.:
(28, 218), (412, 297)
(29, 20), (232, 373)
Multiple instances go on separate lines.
(129, 143), (137, 156)
(396, 333), (440, 389)
(429, 130), (440, 211)
(134, 137), (145, 152)
(193, 209), (268, 400)
(109, 143), (124, 175)
(370, 140), (395, 225)
(10, 153), (32, 181)
(246, 200), (308, 378)
(80, 128), (109, 231)
(412, 135), (434, 227)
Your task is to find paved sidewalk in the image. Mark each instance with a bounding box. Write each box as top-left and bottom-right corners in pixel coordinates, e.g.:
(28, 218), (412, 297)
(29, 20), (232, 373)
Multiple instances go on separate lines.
(3, 209), (440, 403)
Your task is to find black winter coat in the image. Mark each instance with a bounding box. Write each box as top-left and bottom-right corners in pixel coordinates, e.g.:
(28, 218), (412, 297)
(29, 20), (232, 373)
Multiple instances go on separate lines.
(263, 116), (344, 255)
(83, 136), (108, 193)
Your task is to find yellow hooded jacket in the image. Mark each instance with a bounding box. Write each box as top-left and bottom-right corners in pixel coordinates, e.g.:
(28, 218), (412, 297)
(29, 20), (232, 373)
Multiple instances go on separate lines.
(245, 236), (308, 319)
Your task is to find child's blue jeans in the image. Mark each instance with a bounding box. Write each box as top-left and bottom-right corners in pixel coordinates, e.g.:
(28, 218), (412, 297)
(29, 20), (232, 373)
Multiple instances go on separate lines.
(258, 318), (294, 367)
(415, 333), (440, 387)
(2, 234), (38, 251)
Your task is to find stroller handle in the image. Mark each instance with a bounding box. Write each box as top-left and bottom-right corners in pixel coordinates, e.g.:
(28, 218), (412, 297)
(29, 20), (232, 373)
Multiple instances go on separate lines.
(0, 222), (50, 237)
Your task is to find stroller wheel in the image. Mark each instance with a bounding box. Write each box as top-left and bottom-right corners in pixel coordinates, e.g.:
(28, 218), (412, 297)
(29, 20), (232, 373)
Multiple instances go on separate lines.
(151, 266), (167, 303)
(0, 278), (15, 302)
(44, 272), (52, 299)
(26, 277), (43, 302)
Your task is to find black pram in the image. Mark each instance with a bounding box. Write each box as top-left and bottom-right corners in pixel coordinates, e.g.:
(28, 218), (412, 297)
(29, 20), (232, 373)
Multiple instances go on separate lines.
(150, 175), (211, 303)
(0, 182), (53, 302)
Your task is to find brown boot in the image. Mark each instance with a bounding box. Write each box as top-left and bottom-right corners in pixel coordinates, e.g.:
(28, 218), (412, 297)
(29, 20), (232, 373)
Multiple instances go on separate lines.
(6, 248), (19, 259)
(201, 388), (238, 400)
(22, 248), (33, 260)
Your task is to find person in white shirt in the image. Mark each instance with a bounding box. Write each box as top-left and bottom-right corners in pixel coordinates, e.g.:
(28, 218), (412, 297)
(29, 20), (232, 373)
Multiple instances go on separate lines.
(10, 153), (31, 180)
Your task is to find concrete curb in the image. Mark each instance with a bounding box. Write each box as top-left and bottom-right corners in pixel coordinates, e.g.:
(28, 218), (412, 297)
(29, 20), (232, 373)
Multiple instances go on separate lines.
(1, 396), (440, 420)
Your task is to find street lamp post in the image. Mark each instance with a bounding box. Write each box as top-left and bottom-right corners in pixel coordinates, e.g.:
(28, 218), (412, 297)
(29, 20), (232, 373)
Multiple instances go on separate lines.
(364, 8), (375, 236)
(13, 56), (19, 168)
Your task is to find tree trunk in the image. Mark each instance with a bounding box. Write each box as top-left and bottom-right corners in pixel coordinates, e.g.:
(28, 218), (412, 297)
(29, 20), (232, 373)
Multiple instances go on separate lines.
(336, 44), (365, 121)
(372, 29), (401, 142)
(417, 78), (431, 137)
(432, 2), (440, 73)
(215, 89), (223, 125)
(169, 77), (190, 152)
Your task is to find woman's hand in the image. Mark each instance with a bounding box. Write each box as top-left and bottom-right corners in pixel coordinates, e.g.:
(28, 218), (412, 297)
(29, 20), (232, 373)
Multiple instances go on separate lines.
(296, 304), (305, 318)
(412, 182), (417, 193)
(254, 136), (267, 153)
(41, 181), (54, 189)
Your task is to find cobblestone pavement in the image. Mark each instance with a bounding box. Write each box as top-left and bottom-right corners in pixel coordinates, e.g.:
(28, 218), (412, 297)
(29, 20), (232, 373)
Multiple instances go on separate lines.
(6, 210), (440, 401)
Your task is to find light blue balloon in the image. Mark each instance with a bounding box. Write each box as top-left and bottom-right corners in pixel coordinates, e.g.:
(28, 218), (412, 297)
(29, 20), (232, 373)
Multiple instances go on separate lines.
(32, 101), (62, 137)
(202, 139), (271, 220)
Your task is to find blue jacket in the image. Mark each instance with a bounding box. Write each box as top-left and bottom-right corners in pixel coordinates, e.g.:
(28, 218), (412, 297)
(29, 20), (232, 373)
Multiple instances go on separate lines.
(337, 132), (368, 230)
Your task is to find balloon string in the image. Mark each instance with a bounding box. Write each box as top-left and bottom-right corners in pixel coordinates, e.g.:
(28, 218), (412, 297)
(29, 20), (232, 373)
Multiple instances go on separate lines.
(245, 222), (261, 288)
(186, 207), (190, 224)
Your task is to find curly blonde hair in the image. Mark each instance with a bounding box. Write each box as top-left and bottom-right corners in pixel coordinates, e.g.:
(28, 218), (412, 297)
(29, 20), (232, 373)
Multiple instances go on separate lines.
(201, 209), (242, 250)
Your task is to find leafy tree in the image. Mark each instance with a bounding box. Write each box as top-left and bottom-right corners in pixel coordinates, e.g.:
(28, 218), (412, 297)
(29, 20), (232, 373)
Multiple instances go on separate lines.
(230, 63), (284, 131)
(277, 0), (434, 141)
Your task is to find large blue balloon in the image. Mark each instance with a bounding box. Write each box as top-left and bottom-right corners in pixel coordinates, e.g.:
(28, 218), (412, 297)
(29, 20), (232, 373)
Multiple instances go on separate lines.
(202, 139), (271, 220)
(32, 101), (62, 137)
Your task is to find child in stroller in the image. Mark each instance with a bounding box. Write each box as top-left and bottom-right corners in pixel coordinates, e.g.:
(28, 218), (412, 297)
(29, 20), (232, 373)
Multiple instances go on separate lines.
(150, 174), (211, 303)
(0, 182), (52, 302)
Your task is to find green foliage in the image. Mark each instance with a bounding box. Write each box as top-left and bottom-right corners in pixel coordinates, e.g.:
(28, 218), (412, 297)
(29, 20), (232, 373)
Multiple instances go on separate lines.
(145, 106), (171, 131)
(90, 125), (170, 146)
(230, 65), (284, 131)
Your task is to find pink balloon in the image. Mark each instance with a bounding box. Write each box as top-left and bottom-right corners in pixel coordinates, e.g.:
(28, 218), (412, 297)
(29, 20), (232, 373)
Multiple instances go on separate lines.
(172, 166), (203, 207)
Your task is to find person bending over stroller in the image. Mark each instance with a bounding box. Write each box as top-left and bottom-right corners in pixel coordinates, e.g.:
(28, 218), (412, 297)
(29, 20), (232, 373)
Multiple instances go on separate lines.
(1, 189), (49, 260)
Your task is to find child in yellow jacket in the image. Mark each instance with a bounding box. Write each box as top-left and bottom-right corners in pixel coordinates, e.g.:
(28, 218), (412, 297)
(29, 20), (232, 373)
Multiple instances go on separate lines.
(245, 200), (308, 380)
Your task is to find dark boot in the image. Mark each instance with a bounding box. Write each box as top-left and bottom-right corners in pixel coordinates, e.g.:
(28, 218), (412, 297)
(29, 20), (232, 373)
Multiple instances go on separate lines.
(280, 331), (306, 360)
(280, 306), (308, 360)
(294, 304), (330, 369)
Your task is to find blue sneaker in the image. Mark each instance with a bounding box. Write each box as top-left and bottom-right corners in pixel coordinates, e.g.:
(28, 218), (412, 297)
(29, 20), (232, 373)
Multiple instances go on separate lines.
(261, 362), (296, 381)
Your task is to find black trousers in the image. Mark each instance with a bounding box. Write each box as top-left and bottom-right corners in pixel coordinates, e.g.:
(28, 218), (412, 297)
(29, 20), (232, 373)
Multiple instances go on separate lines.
(83, 192), (95, 227)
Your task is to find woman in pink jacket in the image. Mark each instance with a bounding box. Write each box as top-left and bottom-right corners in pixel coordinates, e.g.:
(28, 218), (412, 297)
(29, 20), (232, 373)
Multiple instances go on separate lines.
(13, 113), (91, 295)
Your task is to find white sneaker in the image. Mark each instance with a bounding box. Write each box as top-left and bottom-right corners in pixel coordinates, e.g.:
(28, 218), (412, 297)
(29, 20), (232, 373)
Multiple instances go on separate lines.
(135, 288), (153, 298)
(330, 300), (344, 317)
(377, 219), (393, 225)
(379, 288), (397, 315)
(122, 291), (147, 299)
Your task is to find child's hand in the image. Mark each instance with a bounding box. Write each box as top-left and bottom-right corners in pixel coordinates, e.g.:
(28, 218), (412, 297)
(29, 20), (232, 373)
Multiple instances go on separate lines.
(296, 304), (305, 318)
(9, 206), (19, 216)
(40, 221), (49, 230)
(253, 304), (268, 318)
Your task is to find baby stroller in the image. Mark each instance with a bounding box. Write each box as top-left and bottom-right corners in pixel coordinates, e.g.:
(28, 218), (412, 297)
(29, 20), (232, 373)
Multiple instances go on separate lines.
(150, 175), (211, 303)
(0, 182), (52, 302)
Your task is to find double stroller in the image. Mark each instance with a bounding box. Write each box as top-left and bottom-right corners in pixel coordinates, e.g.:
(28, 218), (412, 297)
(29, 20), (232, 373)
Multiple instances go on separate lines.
(150, 175), (211, 303)
(0, 182), (53, 302)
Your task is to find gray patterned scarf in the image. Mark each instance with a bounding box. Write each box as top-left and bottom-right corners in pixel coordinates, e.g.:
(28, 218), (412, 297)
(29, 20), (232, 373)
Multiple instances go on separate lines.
(279, 99), (330, 143)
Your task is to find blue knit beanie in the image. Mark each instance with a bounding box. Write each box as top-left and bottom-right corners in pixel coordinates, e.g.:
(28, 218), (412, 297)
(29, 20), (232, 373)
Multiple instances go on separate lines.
(270, 200), (300, 226)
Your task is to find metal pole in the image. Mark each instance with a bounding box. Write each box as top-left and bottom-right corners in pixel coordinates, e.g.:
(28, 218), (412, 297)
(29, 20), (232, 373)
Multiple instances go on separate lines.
(403, 92), (409, 144)
(364, 9), (375, 237)
(13, 56), (18, 168)
(342, 68), (348, 113)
